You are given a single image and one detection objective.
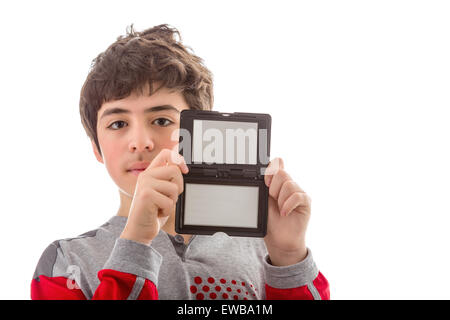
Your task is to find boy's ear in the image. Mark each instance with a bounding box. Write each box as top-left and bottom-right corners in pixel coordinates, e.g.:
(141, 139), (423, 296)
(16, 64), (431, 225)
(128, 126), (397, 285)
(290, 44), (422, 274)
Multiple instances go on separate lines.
(91, 139), (104, 164)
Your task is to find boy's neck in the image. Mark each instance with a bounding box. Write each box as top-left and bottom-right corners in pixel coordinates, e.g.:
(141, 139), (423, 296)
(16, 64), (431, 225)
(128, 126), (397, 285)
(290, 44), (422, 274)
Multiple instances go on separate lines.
(116, 190), (132, 218)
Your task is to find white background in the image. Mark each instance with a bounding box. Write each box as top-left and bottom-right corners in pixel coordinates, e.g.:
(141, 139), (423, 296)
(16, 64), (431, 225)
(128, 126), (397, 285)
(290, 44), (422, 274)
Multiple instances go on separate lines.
(0, 0), (449, 299)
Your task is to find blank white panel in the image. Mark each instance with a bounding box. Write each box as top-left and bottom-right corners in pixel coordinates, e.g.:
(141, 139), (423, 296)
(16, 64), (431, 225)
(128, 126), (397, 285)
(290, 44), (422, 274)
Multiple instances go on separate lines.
(184, 183), (259, 228)
(192, 119), (258, 165)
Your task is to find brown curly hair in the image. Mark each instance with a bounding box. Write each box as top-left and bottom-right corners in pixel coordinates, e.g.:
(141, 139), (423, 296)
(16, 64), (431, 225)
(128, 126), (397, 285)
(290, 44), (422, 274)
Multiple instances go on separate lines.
(79, 24), (214, 155)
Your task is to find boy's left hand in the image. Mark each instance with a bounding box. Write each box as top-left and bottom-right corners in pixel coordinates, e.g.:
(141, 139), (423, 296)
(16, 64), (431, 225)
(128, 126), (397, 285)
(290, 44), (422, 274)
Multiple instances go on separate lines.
(263, 157), (311, 266)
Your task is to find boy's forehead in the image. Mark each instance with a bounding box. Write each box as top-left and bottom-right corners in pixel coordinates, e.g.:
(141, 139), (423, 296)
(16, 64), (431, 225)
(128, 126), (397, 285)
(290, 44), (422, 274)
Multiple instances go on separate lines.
(98, 87), (188, 117)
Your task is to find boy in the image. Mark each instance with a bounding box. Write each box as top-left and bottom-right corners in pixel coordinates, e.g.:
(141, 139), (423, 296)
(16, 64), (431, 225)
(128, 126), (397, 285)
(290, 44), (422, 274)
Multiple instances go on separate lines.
(31, 24), (330, 300)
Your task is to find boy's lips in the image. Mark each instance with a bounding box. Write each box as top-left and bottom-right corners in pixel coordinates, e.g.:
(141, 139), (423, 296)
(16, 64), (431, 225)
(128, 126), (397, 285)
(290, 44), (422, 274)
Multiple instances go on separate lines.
(128, 169), (146, 176)
(126, 161), (151, 175)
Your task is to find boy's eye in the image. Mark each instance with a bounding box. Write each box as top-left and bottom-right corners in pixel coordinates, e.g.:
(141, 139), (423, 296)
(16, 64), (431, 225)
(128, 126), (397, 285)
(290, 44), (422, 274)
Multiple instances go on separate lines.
(107, 120), (127, 130)
(152, 118), (174, 127)
(106, 118), (173, 130)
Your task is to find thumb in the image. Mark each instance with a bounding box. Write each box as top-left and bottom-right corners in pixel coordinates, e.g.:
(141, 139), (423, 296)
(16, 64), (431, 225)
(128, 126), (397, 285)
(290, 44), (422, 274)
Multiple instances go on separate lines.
(264, 157), (284, 187)
(148, 149), (189, 173)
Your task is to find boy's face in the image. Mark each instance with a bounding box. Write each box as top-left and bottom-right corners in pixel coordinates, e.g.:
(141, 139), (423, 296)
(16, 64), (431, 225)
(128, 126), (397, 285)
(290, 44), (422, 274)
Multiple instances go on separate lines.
(93, 84), (190, 197)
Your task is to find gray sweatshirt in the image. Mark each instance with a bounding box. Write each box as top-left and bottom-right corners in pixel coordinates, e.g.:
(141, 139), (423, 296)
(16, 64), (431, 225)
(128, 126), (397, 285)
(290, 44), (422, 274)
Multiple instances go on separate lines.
(32, 215), (323, 300)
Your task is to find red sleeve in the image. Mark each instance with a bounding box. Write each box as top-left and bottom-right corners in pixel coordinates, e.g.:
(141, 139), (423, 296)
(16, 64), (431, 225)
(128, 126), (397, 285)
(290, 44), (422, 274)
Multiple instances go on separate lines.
(265, 271), (330, 300)
(31, 269), (158, 300)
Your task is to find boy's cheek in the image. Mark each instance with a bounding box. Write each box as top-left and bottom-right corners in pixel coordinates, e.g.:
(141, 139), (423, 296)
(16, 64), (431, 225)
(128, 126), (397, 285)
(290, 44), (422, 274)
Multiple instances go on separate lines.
(100, 146), (127, 182)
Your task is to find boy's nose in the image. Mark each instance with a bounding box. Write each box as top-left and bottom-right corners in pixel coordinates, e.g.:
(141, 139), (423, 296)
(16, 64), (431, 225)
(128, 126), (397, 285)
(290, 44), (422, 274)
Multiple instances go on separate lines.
(129, 135), (154, 153)
(130, 144), (153, 152)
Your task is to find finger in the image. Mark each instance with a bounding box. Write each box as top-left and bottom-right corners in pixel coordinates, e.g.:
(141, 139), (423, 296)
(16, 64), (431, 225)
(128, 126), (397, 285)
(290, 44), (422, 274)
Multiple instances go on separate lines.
(277, 180), (304, 212)
(268, 168), (291, 201)
(146, 165), (178, 180)
(166, 165), (184, 195)
(280, 192), (311, 216)
(150, 179), (180, 203)
(148, 149), (189, 174)
(264, 157), (284, 187)
(148, 189), (176, 217)
(148, 165), (184, 195)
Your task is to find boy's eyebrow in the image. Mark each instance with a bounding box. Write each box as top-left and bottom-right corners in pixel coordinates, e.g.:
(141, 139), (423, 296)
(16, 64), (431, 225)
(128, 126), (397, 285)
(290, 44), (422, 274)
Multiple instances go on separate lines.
(100, 105), (180, 120)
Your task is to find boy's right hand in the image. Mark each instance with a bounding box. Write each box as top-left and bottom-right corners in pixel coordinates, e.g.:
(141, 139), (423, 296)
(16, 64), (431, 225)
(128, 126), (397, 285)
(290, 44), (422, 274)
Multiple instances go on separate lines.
(120, 149), (189, 246)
